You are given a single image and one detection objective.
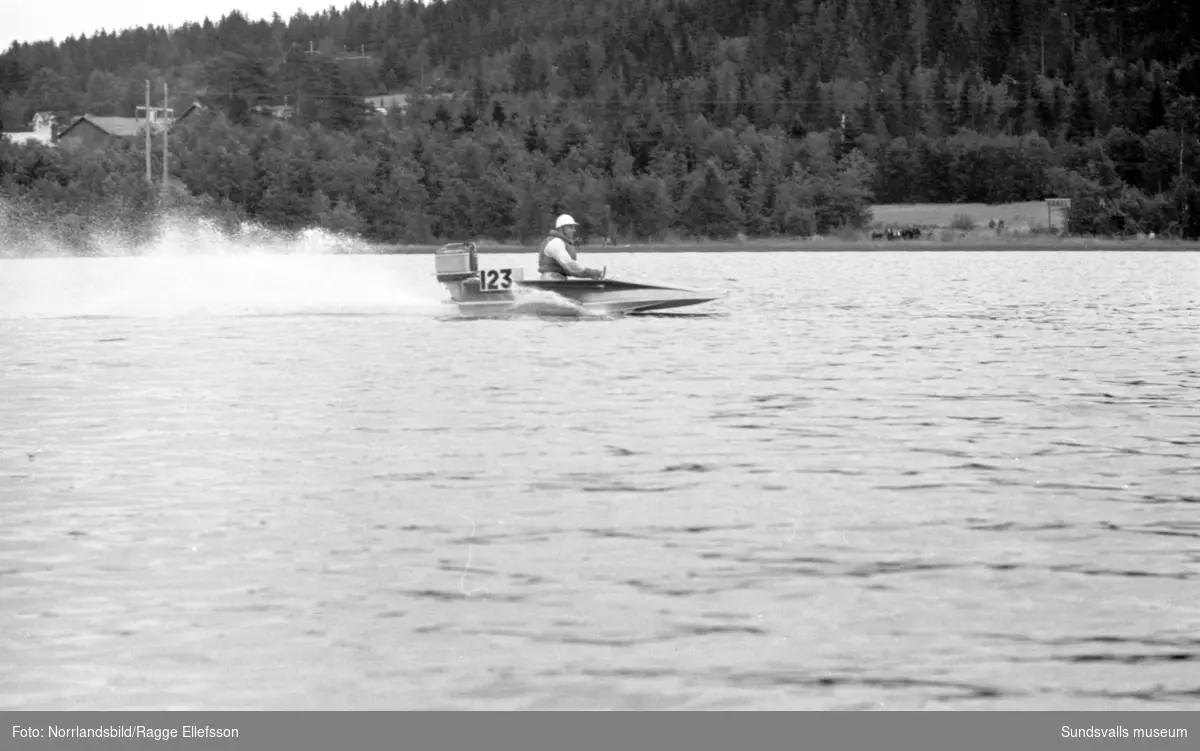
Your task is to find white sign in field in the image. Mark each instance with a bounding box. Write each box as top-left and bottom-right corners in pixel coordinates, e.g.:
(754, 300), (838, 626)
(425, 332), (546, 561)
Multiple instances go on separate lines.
(1045, 197), (1072, 231)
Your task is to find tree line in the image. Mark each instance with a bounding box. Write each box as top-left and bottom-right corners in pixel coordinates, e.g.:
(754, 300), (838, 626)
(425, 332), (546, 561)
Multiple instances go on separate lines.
(1, 0), (1198, 247)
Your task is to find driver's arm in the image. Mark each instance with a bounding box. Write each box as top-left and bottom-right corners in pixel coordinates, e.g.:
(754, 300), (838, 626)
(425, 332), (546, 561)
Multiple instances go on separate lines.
(546, 241), (600, 278)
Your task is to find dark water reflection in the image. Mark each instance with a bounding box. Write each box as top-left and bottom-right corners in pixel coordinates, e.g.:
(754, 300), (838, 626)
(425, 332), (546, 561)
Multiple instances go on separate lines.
(1, 250), (1198, 709)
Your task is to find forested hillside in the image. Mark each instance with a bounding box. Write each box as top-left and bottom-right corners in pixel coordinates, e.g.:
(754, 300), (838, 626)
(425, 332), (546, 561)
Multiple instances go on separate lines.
(2, 0), (1199, 247)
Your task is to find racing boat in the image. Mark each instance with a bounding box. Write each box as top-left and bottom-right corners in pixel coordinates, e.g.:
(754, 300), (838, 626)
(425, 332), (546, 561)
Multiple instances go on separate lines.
(433, 242), (726, 317)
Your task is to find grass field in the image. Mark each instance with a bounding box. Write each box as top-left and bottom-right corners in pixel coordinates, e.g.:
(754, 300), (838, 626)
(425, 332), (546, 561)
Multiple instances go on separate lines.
(870, 201), (1056, 230)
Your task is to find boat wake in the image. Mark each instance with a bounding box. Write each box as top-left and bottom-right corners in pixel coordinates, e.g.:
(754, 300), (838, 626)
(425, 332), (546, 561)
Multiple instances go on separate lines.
(441, 286), (622, 321)
(509, 286), (602, 318)
(0, 213), (445, 320)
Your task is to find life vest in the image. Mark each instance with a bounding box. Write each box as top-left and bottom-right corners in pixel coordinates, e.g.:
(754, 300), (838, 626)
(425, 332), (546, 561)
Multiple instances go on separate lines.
(537, 229), (577, 276)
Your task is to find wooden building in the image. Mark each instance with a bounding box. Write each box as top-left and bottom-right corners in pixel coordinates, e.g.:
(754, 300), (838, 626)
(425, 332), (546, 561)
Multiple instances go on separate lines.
(56, 115), (162, 150)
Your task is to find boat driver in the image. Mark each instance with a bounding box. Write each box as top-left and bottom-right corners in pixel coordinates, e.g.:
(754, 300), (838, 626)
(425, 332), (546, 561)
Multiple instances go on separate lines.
(538, 214), (605, 281)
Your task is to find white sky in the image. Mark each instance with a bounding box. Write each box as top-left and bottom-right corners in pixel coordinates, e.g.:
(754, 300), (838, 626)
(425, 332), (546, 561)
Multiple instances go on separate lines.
(2, 1), (360, 51)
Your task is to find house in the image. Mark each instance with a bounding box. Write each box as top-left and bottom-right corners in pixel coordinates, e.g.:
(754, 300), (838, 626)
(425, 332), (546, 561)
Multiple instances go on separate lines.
(1, 112), (58, 147)
(176, 99), (292, 124)
(175, 101), (214, 126)
(250, 104), (295, 121)
(56, 115), (164, 150)
(364, 91), (457, 116)
(365, 93), (409, 114)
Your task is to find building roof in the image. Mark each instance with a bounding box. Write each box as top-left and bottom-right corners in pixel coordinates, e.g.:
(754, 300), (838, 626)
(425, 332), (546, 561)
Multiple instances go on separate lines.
(58, 115), (163, 139)
(176, 102), (211, 121)
(84, 116), (148, 136)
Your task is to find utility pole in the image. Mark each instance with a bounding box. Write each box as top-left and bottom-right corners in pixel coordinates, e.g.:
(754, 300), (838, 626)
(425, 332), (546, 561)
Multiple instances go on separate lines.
(1181, 123), (1189, 238)
(162, 81), (169, 194)
(1183, 102), (1194, 238)
(144, 80), (152, 185)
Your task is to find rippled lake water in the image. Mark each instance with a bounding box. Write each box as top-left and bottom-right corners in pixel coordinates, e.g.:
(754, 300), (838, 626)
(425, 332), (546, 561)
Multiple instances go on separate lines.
(2, 247), (1199, 710)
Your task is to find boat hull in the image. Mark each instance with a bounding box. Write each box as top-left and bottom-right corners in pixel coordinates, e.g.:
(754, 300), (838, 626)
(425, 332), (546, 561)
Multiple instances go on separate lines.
(443, 278), (726, 317)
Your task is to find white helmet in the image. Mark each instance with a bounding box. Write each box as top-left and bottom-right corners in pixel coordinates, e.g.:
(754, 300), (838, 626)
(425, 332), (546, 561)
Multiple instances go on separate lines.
(555, 214), (578, 229)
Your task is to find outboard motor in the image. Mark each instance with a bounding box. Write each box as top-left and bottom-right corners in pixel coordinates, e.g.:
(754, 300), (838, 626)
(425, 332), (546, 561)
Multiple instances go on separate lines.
(434, 241), (525, 307)
(434, 242), (479, 283)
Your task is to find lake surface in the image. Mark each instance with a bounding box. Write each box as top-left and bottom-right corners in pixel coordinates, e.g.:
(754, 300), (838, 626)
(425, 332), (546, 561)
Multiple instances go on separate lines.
(2, 245), (1199, 710)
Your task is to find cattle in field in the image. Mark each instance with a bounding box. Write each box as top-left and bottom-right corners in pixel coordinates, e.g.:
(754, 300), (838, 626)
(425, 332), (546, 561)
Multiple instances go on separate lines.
(878, 226), (922, 240)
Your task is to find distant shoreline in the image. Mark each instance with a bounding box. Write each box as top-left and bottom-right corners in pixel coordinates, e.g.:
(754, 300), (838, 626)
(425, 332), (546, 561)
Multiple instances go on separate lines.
(4, 238), (1198, 260)
(3, 198), (1196, 257)
(3, 200), (1197, 258)
(369, 238), (1200, 255)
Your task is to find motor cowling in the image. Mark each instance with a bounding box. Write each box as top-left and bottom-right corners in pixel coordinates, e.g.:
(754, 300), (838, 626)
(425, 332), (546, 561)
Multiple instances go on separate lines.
(434, 242), (479, 283)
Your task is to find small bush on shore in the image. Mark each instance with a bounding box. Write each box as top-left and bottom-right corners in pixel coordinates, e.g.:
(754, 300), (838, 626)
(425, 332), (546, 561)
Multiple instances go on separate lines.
(950, 212), (976, 231)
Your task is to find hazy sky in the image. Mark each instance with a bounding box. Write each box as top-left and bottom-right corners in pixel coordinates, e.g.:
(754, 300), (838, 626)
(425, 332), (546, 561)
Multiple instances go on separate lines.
(3, 1), (352, 51)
